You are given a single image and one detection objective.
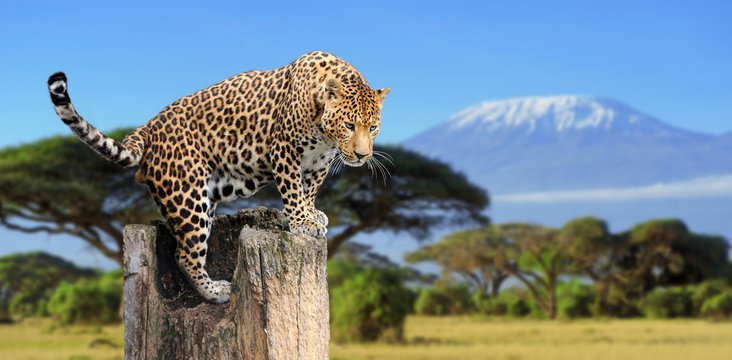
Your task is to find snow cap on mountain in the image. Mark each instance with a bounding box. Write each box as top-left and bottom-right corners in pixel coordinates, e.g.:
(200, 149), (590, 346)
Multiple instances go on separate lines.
(447, 95), (655, 133)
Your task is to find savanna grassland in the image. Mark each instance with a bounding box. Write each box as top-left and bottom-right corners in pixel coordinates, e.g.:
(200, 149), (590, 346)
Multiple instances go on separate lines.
(1, 316), (732, 360)
(331, 316), (732, 360)
(0, 318), (123, 360)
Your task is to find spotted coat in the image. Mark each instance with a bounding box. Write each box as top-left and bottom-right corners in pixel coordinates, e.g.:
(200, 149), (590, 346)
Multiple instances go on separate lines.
(47, 51), (389, 303)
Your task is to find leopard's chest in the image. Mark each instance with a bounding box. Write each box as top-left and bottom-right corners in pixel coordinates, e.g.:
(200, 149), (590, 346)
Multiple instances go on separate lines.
(300, 136), (336, 174)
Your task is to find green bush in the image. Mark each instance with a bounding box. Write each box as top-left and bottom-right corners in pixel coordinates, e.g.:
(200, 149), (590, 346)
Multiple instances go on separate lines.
(508, 298), (532, 317)
(412, 280), (474, 316)
(471, 291), (508, 316)
(438, 281), (474, 315)
(9, 291), (36, 316)
(493, 288), (532, 318)
(414, 287), (449, 316)
(47, 269), (122, 325)
(557, 281), (596, 319)
(0, 252), (98, 317)
(0, 292), (11, 323)
(701, 291), (732, 319)
(327, 260), (361, 288)
(641, 287), (694, 319)
(330, 265), (410, 343)
(691, 280), (725, 315)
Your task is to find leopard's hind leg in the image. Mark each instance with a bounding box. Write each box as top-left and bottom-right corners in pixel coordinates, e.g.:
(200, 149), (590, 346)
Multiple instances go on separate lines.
(146, 177), (230, 304)
(171, 195), (229, 303)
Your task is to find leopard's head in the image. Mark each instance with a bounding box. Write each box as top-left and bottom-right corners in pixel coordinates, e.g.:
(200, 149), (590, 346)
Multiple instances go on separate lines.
(319, 78), (389, 167)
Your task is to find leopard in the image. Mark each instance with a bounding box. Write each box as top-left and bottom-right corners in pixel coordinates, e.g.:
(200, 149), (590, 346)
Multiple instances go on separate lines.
(47, 51), (389, 303)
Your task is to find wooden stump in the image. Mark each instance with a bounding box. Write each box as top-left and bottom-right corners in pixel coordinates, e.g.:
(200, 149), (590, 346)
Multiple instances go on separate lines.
(123, 207), (329, 360)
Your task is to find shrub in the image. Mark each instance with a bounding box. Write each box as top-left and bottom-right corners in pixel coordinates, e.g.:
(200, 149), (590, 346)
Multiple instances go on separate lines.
(414, 287), (449, 316)
(330, 265), (410, 343)
(9, 290), (51, 317)
(641, 287), (694, 319)
(691, 280), (725, 315)
(0, 296), (11, 323)
(701, 292), (732, 319)
(508, 298), (532, 318)
(326, 260), (361, 289)
(413, 279), (474, 316)
(47, 269), (122, 325)
(0, 252), (98, 317)
(495, 288), (532, 318)
(9, 291), (36, 316)
(437, 280), (474, 315)
(557, 281), (596, 319)
(471, 291), (508, 316)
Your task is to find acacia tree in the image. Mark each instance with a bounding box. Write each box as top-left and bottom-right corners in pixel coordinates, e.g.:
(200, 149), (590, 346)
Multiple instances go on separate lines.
(560, 217), (632, 315)
(404, 225), (515, 296)
(0, 129), (158, 266)
(564, 218), (730, 316)
(618, 219), (730, 296)
(500, 223), (568, 319)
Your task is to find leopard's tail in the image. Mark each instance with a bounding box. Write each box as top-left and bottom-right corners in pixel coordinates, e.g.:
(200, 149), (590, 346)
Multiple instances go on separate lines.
(47, 72), (148, 167)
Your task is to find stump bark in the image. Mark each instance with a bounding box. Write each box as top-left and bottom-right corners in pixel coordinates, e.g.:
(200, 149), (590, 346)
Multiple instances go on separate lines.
(122, 207), (329, 360)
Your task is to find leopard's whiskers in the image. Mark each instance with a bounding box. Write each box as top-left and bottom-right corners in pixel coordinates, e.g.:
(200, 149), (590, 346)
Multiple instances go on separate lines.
(373, 151), (395, 166)
(367, 156), (391, 187)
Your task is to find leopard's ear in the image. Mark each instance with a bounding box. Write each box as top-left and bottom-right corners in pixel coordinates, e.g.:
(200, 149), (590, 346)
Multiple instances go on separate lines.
(376, 87), (390, 103)
(324, 78), (341, 104)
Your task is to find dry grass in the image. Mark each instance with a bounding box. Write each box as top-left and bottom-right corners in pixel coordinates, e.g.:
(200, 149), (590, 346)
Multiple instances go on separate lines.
(1, 316), (731, 359)
(330, 316), (732, 360)
(0, 318), (123, 360)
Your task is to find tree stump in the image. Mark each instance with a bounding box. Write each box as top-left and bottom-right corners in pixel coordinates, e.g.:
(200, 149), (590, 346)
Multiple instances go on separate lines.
(122, 207), (329, 360)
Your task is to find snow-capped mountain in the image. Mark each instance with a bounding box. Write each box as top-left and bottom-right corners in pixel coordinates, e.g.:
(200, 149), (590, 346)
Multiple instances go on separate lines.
(403, 96), (731, 194)
(447, 96), (670, 133)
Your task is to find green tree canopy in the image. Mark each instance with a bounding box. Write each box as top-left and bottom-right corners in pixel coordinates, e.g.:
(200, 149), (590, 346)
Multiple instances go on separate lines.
(500, 222), (567, 319)
(404, 225), (515, 296)
(619, 219), (730, 296)
(559, 217), (630, 315)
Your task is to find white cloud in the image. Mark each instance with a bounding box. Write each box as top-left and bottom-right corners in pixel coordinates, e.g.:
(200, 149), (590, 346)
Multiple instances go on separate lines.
(494, 175), (732, 203)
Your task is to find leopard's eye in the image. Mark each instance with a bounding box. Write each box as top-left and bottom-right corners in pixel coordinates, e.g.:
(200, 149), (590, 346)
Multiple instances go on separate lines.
(345, 122), (355, 131)
(369, 125), (378, 132)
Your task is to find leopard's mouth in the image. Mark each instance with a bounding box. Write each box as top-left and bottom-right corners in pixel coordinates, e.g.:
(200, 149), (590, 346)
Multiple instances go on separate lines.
(332, 149), (365, 169)
(344, 159), (364, 167)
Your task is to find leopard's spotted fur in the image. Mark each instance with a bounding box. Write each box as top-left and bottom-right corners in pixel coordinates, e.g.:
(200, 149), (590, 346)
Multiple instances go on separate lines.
(47, 51), (389, 303)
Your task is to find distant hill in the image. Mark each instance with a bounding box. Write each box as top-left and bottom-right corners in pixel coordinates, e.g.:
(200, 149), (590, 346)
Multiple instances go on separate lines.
(403, 96), (732, 194)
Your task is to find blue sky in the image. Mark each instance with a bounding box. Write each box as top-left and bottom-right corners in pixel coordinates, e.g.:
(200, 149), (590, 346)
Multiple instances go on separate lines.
(0, 0), (730, 269)
(1, 0), (730, 148)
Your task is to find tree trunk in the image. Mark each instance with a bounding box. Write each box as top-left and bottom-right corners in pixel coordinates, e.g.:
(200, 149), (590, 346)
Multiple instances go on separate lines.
(123, 207), (329, 360)
(548, 277), (557, 320)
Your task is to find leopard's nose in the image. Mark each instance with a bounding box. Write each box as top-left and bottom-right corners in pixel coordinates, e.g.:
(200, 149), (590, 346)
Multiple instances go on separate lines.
(354, 151), (368, 160)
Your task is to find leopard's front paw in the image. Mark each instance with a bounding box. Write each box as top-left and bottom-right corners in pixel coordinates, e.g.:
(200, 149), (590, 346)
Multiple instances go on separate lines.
(310, 208), (329, 227)
(290, 219), (327, 237)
